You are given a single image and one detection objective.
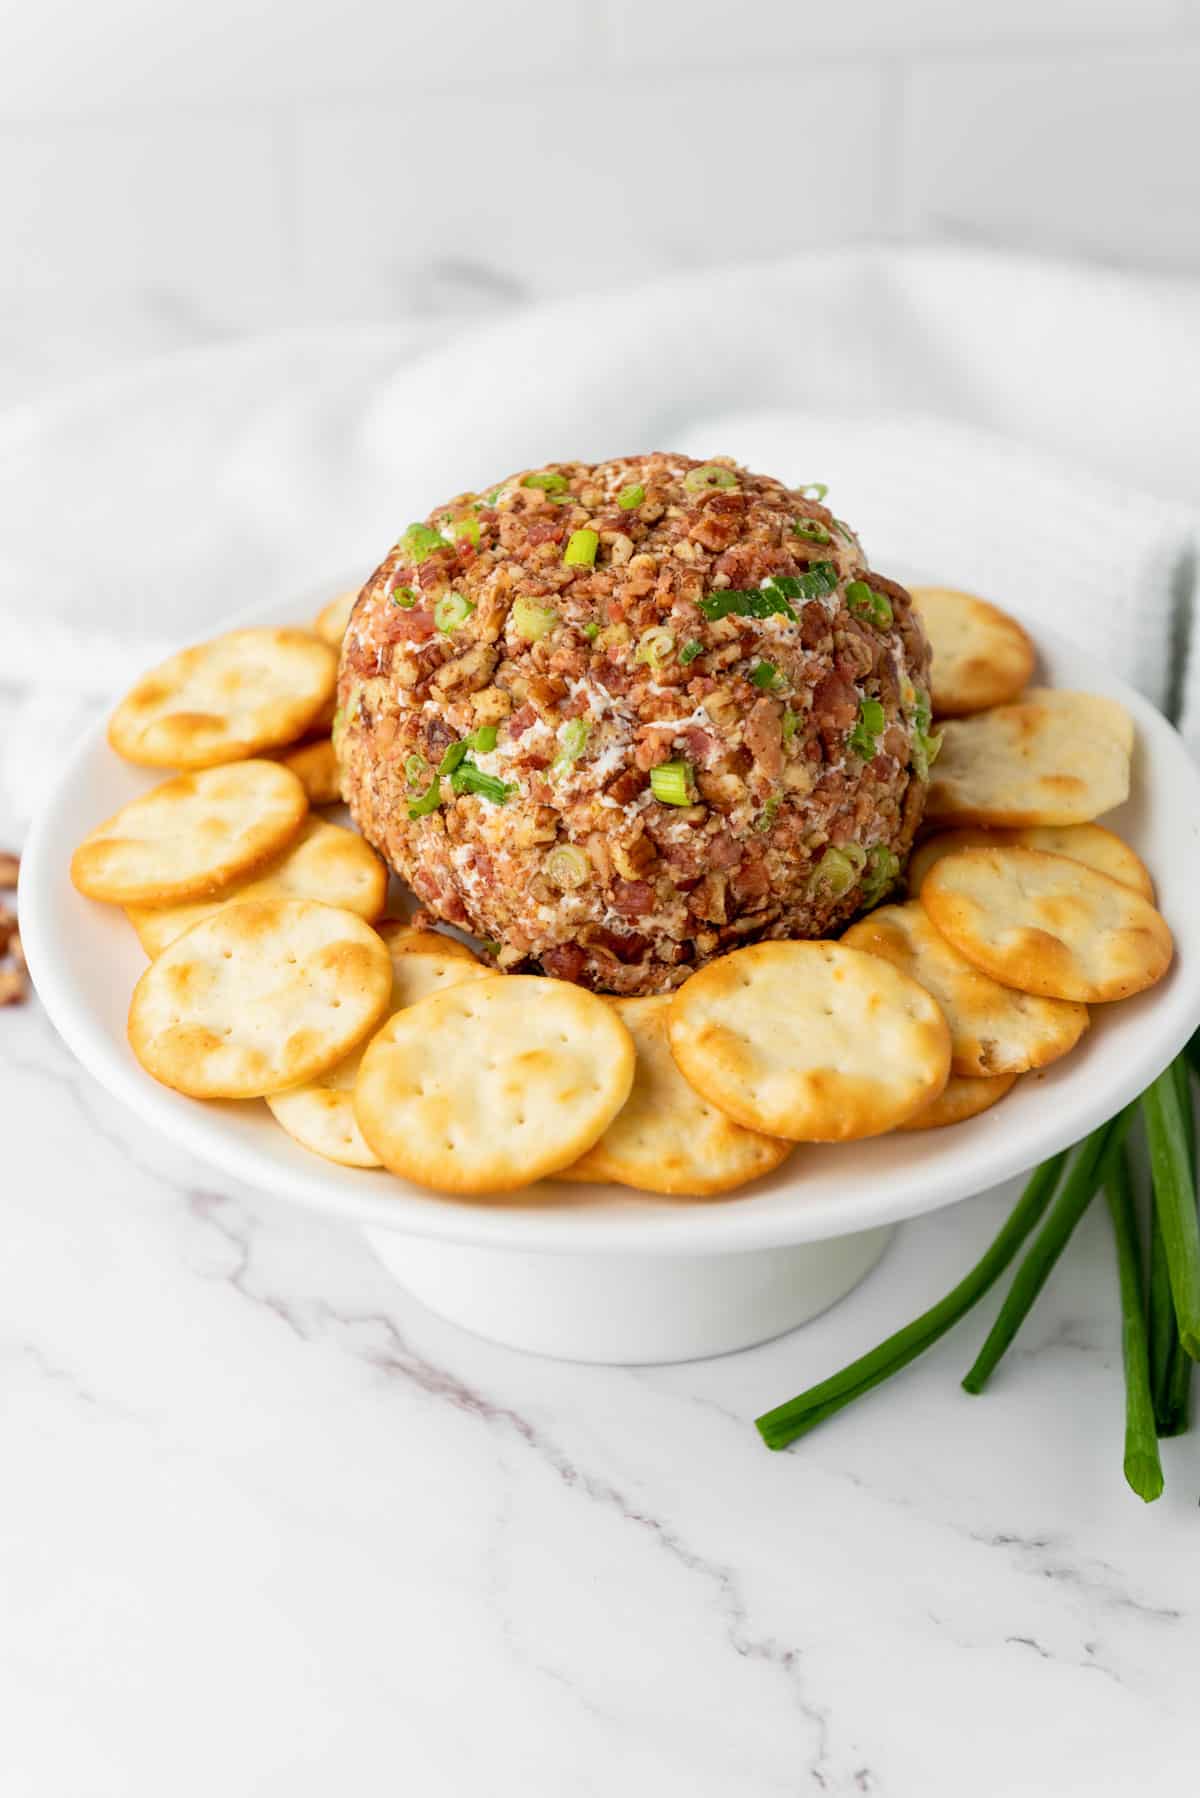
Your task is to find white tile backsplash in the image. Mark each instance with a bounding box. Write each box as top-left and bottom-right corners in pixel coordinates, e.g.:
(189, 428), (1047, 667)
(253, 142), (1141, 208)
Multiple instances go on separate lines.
(0, 117), (289, 319)
(0, 0), (601, 117)
(900, 45), (1200, 272)
(1, 0), (1198, 404)
(292, 65), (887, 320)
(606, 0), (1189, 65)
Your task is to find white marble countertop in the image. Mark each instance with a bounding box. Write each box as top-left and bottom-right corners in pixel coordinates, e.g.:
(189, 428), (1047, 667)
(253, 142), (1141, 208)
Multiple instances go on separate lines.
(4, 780), (1198, 1796)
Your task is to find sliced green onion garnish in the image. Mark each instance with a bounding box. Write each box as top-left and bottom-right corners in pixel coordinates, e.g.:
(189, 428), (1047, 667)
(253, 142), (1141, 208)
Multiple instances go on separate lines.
(635, 626), (675, 670)
(650, 760), (692, 806)
(523, 471), (569, 493)
(679, 640), (705, 666)
(400, 522), (448, 564)
(582, 622), (601, 641)
(754, 795), (782, 833)
(797, 481), (828, 501)
(552, 717), (590, 776)
(768, 563), (840, 602)
(512, 596), (558, 641)
(833, 518), (855, 542)
(450, 514), (481, 547)
(438, 740), (469, 777)
(450, 762), (514, 804)
(404, 753), (428, 788)
(391, 584), (418, 608)
(846, 579), (893, 629)
(750, 660), (787, 693)
(617, 483), (645, 510)
(684, 463), (738, 493)
(480, 488), (503, 507)
(564, 528), (599, 567)
(408, 778), (443, 819)
(434, 591), (474, 633)
(700, 584), (793, 623)
(910, 687), (943, 779)
(703, 562), (840, 621)
(466, 723), (498, 753)
(544, 845), (590, 890)
(807, 843), (866, 900)
(860, 843), (900, 908)
(848, 696), (886, 759)
(782, 707), (800, 747)
(792, 517), (831, 545)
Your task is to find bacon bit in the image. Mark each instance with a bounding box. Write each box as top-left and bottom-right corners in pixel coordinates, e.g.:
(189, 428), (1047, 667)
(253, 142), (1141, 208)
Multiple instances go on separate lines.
(658, 836), (707, 877)
(611, 878), (655, 918)
(594, 656), (631, 696)
(582, 924), (650, 964)
(382, 605), (436, 645)
(424, 717), (456, 757)
(680, 725), (716, 764)
(800, 601), (832, 650)
(526, 520), (566, 548)
(707, 832), (742, 871)
(506, 703), (537, 739)
(812, 671), (859, 731)
(744, 697), (784, 780)
(604, 767), (646, 806)
(689, 493), (746, 552)
(731, 858), (771, 904)
(541, 943), (588, 982)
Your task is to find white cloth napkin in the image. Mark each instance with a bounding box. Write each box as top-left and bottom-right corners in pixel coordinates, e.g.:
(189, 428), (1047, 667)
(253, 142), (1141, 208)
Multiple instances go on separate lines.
(1, 247), (1197, 828)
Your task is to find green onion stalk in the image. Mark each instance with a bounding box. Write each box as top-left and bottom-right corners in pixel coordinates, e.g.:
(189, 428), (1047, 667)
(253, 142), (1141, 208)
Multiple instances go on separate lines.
(1141, 1063), (1200, 1359)
(1104, 1144), (1164, 1502)
(756, 1152), (1069, 1451)
(962, 1107), (1134, 1394)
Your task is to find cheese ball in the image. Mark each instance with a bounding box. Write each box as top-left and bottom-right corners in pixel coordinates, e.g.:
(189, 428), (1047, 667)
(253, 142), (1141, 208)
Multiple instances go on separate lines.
(336, 453), (935, 994)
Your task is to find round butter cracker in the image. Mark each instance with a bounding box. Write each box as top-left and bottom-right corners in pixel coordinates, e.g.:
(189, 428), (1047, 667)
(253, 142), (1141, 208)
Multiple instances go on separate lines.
(908, 823), (1153, 902)
(128, 898), (393, 1098)
(72, 760), (308, 908)
(354, 975), (635, 1194)
(109, 627), (337, 769)
(921, 845), (1172, 1004)
(126, 816), (386, 955)
(561, 995), (792, 1195)
(666, 941), (951, 1142)
(843, 901), (1088, 1076)
(909, 585), (1035, 717)
(897, 1071), (1018, 1132)
(267, 950), (494, 1168)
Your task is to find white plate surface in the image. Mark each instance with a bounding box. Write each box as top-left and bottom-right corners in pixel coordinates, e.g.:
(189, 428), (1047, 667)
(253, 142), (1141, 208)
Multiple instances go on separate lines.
(20, 591), (1200, 1256)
